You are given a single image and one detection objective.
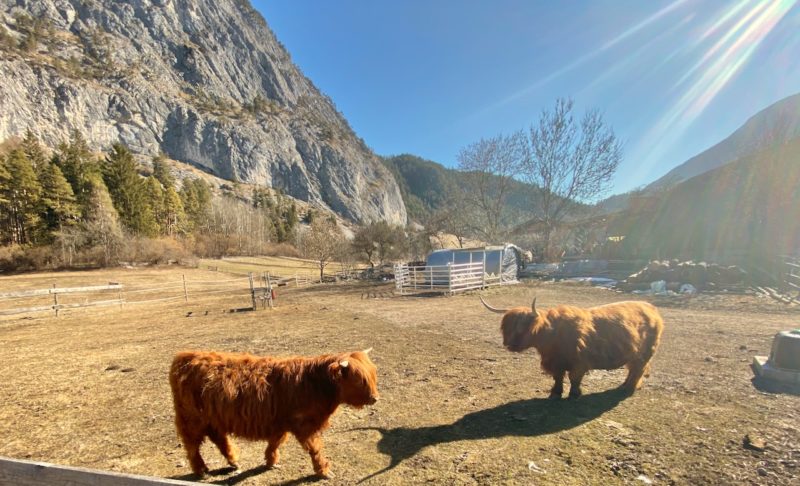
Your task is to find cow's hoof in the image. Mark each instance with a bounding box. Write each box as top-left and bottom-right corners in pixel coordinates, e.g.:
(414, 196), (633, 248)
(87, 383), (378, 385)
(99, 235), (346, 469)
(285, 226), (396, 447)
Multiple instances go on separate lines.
(567, 393), (581, 400)
(548, 393), (562, 400)
(266, 463), (281, 470)
(317, 469), (334, 479)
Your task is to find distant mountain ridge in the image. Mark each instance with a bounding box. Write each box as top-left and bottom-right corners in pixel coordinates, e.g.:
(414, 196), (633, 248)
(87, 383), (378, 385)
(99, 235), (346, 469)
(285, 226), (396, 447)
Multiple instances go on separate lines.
(614, 134), (800, 262)
(383, 154), (586, 230)
(0, 0), (406, 225)
(648, 92), (800, 189)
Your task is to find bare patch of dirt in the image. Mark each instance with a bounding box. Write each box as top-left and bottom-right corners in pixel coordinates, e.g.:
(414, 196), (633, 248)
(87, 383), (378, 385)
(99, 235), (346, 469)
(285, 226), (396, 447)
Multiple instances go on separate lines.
(0, 270), (798, 485)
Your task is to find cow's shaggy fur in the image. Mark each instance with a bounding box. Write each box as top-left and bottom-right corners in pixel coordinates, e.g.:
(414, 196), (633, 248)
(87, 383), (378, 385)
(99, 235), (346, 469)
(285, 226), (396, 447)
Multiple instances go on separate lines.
(169, 349), (378, 478)
(483, 298), (663, 399)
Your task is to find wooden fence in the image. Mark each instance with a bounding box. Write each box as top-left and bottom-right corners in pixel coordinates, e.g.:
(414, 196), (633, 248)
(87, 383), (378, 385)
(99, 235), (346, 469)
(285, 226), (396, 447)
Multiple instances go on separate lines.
(0, 274), (261, 318)
(0, 284), (123, 317)
(394, 262), (517, 295)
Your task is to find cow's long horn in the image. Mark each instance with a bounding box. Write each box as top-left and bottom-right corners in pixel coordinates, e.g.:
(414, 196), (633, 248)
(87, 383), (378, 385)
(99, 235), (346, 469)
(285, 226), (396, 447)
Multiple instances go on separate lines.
(531, 297), (537, 314)
(480, 296), (508, 314)
(362, 347), (373, 355)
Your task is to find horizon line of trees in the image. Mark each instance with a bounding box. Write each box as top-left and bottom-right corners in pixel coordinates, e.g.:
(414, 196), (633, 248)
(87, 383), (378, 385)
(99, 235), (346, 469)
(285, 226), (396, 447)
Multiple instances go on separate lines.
(0, 130), (301, 271)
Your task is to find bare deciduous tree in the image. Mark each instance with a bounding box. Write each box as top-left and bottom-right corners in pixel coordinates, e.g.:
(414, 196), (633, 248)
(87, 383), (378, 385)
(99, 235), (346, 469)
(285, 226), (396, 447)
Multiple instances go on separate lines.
(521, 98), (622, 259)
(457, 131), (526, 242)
(297, 217), (344, 281)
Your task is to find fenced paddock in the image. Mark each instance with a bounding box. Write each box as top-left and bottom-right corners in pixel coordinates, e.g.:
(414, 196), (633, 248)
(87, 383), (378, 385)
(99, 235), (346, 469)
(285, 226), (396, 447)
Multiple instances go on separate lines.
(0, 267), (798, 484)
(0, 271), (267, 318)
(394, 261), (516, 295)
(198, 255), (365, 283)
(781, 255), (800, 295)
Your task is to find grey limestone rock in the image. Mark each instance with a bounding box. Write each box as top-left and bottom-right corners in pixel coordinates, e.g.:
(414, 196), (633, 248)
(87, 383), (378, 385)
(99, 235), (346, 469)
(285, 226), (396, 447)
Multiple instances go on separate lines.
(0, 0), (407, 225)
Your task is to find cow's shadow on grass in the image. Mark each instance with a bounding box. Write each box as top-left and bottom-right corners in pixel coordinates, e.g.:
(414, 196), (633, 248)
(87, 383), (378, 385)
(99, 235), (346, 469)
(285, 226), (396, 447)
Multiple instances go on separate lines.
(171, 465), (321, 486)
(356, 387), (629, 482)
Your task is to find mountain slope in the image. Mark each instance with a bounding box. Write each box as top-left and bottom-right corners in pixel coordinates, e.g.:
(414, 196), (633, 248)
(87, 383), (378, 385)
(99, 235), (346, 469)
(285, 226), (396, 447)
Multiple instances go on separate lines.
(0, 0), (406, 225)
(648, 92), (800, 189)
(615, 135), (800, 262)
(383, 154), (587, 229)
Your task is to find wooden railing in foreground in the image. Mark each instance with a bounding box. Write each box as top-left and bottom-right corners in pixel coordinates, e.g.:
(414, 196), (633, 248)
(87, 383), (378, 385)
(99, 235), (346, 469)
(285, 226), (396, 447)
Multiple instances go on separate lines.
(0, 455), (198, 485)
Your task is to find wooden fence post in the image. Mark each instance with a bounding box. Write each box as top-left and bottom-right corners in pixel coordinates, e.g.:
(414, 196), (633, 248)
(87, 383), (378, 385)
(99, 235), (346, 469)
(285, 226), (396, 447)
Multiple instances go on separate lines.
(182, 274), (189, 303)
(52, 283), (58, 317)
(248, 273), (256, 310)
(267, 272), (273, 309)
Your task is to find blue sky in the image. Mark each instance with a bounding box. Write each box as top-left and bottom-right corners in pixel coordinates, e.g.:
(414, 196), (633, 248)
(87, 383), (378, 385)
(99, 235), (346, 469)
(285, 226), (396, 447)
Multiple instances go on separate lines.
(254, 1), (800, 196)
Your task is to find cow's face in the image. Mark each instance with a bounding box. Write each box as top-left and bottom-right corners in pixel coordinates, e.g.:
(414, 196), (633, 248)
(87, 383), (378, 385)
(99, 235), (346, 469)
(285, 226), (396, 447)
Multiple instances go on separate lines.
(500, 309), (538, 352)
(331, 350), (379, 408)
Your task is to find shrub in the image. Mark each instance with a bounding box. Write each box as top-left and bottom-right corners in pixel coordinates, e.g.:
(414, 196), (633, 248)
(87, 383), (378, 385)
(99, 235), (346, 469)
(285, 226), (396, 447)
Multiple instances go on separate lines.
(118, 237), (191, 265)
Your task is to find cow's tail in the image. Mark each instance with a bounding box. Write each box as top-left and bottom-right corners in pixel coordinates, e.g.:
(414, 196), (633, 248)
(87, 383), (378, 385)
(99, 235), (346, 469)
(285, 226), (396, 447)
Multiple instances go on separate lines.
(169, 352), (202, 440)
(640, 309), (664, 369)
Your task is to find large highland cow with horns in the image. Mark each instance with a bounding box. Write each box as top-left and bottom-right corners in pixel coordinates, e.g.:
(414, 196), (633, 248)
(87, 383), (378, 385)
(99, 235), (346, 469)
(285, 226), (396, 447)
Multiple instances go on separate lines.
(481, 297), (663, 399)
(169, 348), (378, 478)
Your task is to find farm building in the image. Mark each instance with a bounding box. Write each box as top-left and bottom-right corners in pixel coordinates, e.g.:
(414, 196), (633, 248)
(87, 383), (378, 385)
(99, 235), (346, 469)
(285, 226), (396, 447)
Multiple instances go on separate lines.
(395, 244), (524, 294)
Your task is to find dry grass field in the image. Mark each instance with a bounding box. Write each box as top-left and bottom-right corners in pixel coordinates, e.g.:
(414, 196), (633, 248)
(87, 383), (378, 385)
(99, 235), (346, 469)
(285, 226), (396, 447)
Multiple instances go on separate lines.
(0, 267), (798, 485)
(197, 256), (367, 279)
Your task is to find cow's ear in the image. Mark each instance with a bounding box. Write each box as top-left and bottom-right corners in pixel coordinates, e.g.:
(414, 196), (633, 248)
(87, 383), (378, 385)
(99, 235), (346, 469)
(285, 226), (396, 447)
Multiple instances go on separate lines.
(330, 360), (349, 379)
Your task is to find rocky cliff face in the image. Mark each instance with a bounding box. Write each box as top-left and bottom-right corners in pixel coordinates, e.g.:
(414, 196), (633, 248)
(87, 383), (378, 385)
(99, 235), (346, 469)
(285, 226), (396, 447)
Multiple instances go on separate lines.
(0, 0), (407, 225)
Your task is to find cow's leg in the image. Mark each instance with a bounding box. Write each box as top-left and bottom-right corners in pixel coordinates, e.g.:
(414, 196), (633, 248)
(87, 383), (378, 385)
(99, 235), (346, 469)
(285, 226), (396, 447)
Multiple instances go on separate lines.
(622, 361), (646, 392)
(298, 432), (331, 478)
(568, 365), (588, 399)
(265, 431), (288, 469)
(548, 369), (565, 399)
(207, 427), (239, 469)
(180, 430), (209, 476)
(174, 416), (209, 476)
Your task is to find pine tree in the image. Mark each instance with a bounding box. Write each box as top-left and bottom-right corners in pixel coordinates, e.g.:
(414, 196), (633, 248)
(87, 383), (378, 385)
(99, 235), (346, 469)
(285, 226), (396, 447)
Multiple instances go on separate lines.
(163, 185), (186, 237)
(252, 186), (273, 209)
(2, 149), (43, 244)
(38, 161), (79, 238)
(152, 154), (175, 188)
(102, 143), (158, 237)
(287, 202), (298, 228)
(0, 155), (12, 244)
(0, 154), (10, 203)
(54, 130), (99, 210)
(81, 175), (123, 266)
(145, 176), (166, 234)
(21, 129), (48, 173)
(180, 178), (212, 231)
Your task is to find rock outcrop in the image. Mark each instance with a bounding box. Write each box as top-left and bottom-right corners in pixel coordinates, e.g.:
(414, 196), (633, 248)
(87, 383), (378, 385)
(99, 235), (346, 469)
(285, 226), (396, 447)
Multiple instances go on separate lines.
(0, 0), (407, 225)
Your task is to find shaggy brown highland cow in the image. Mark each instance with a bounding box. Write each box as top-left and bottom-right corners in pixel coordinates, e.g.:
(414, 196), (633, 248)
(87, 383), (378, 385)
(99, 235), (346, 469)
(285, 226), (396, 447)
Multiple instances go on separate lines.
(481, 297), (663, 399)
(169, 349), (378, 478)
